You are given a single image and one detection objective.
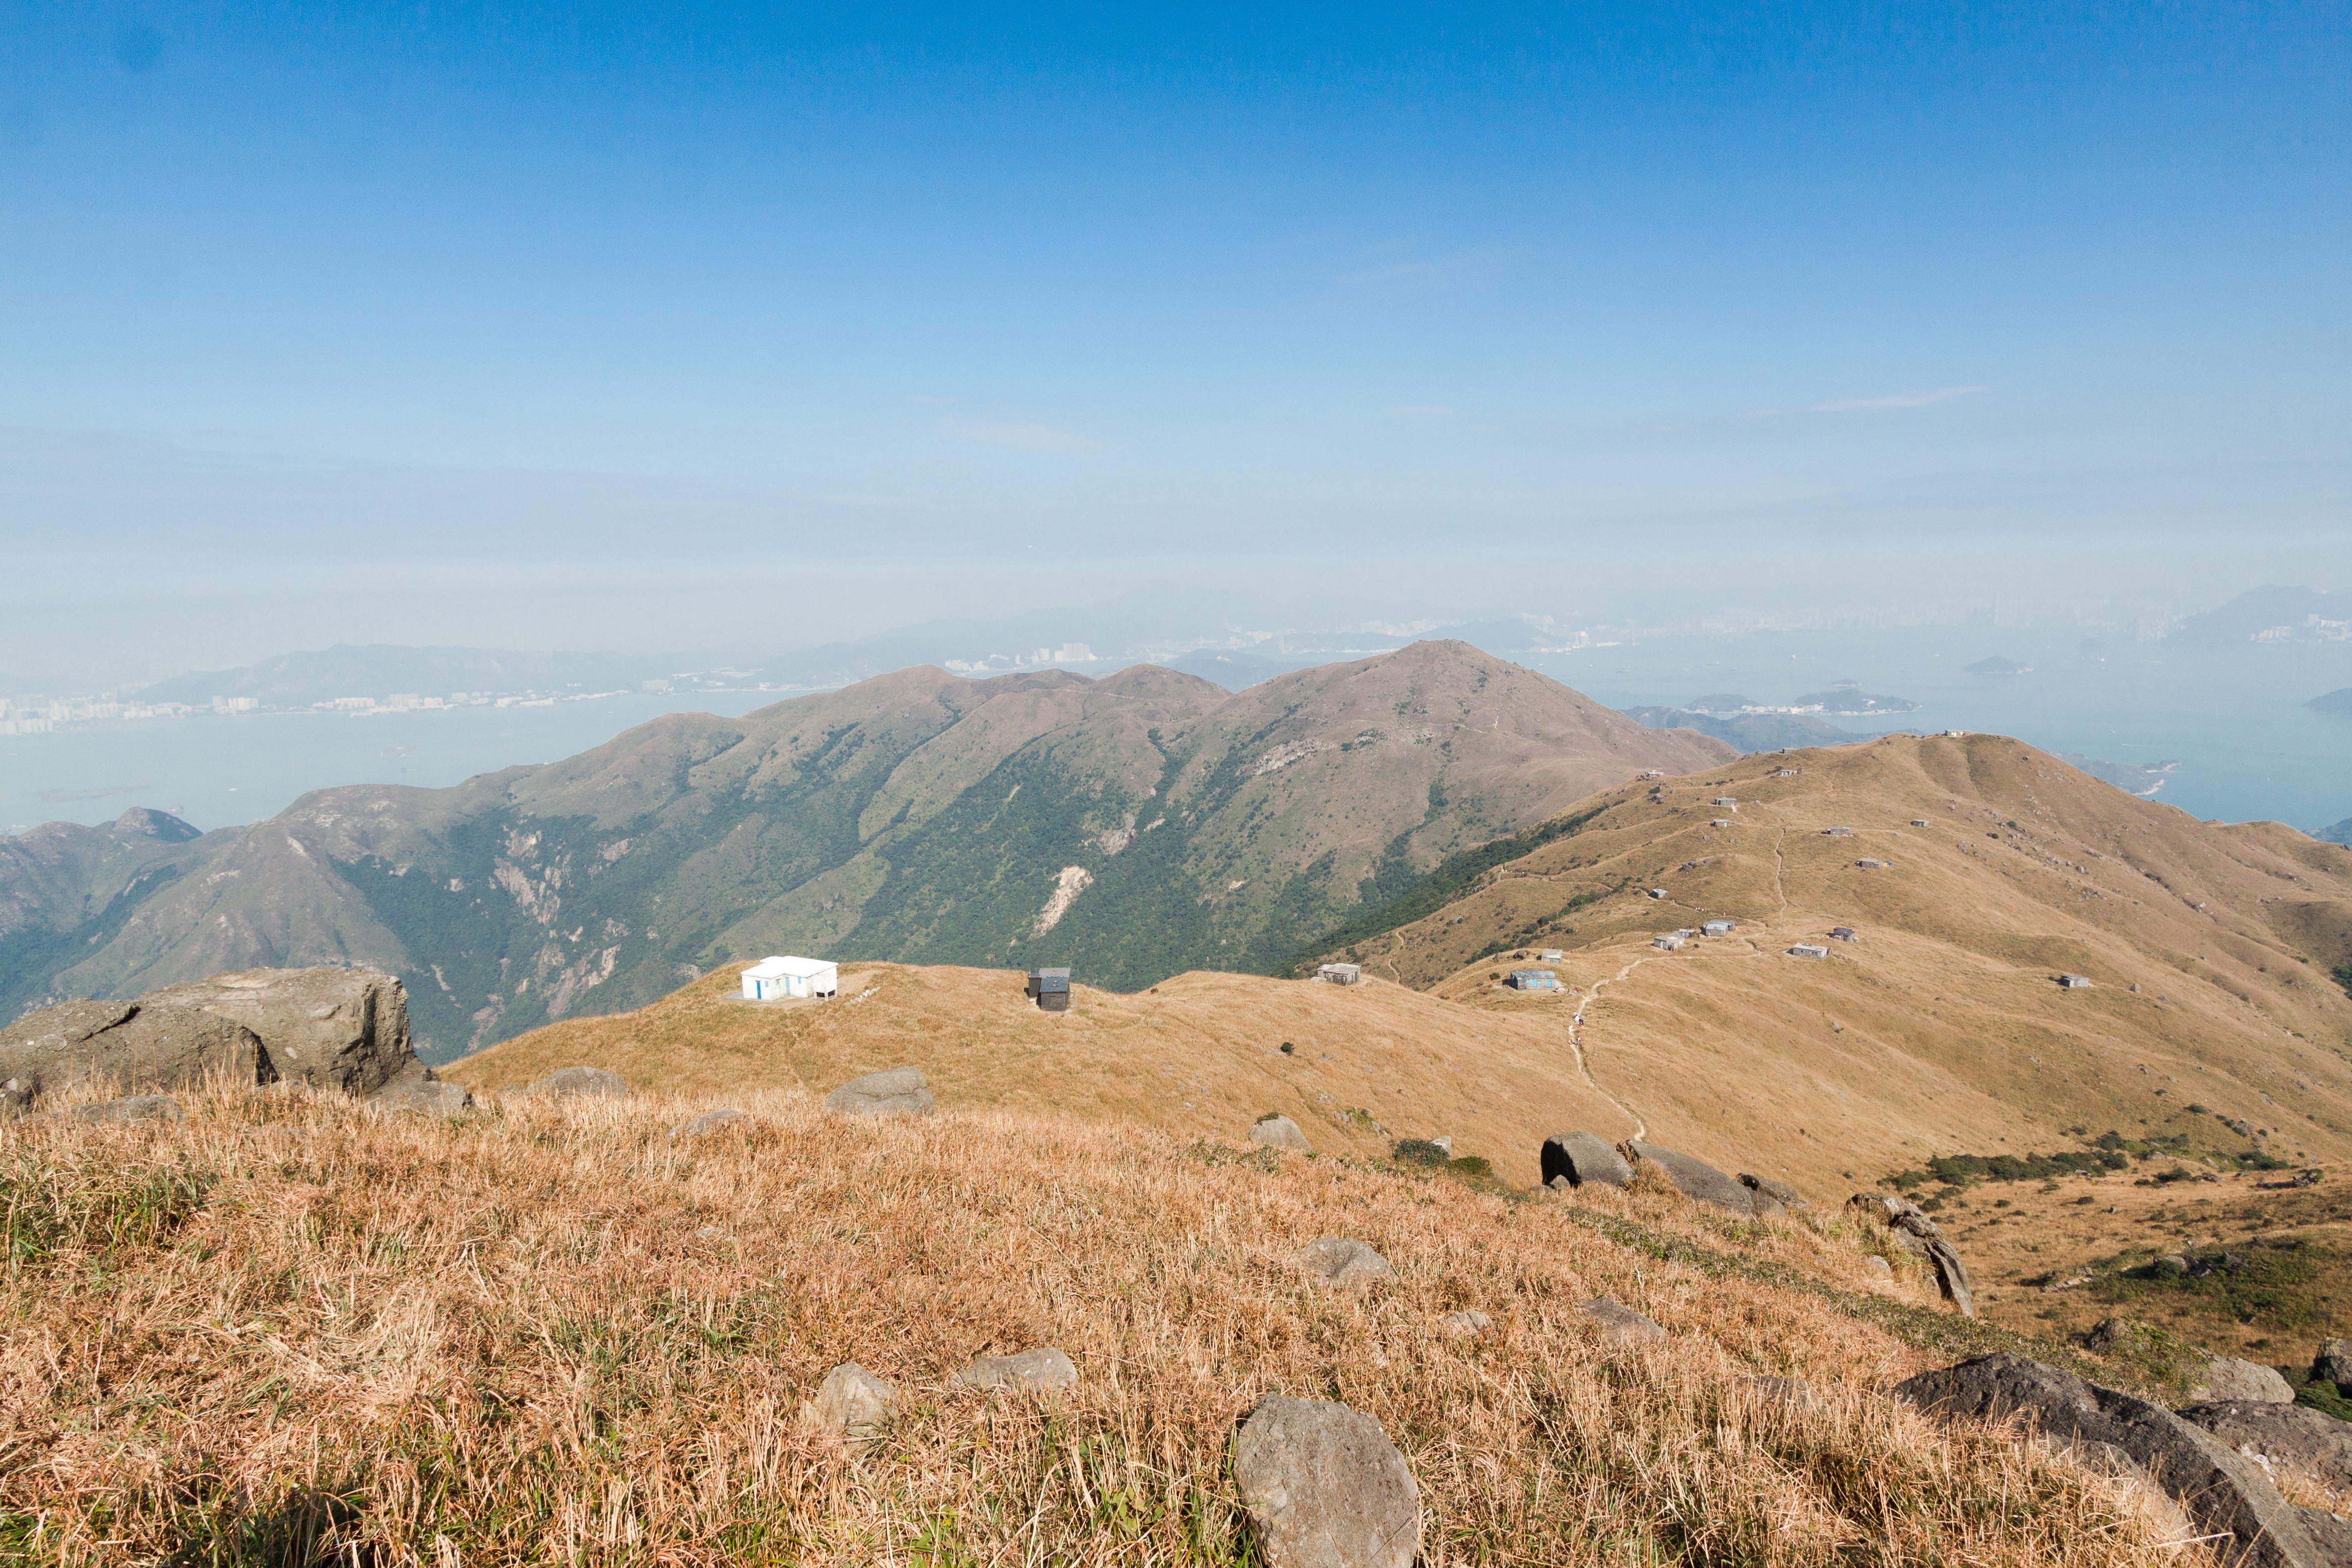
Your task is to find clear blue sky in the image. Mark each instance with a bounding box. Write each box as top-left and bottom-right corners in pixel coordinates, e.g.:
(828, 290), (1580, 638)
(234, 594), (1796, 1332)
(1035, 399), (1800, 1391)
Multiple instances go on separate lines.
(1, 3), (2346, 672)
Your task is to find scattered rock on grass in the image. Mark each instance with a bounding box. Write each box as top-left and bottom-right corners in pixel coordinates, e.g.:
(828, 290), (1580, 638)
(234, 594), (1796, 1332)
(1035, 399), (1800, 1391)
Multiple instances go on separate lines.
(1440, 1310), (1492, 1339)
(1898, 1353), (2322, 1568)
(527, 1066), (630, 1100)
(1578, 1297), (1665, 1347)
(670, 1108), (748, 1141)
(807, 1362), (896, 1452)
(370, 1061), (473, 1117)
(69, 1093), (183, 1124)
(825, 1067), (935, 1118)
(1540, 1131), (1630, 1189)
(2315, 1340), (2352, 1388)
(954, 1347), (1078, 1392)
(1863, 1256), (1895, 1281)
(1231, 1394), (1420, 1568)
(1293, 1237), (1393, 1291)
(1251, 1115), (1311, 1152)
(2190, 1357), (2296, 1406)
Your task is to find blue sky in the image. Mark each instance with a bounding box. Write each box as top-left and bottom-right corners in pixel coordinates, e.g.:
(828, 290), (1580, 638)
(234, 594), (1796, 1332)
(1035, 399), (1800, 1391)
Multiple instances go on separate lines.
(1, 3), (2346, 673)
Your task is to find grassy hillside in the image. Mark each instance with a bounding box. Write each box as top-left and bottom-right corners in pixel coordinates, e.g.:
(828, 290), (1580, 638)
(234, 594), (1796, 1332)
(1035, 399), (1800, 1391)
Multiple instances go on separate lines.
(9, 643), (1730, 1055)
(4, 1078), (2201, 1566)
(447, 962), (1634, 1189)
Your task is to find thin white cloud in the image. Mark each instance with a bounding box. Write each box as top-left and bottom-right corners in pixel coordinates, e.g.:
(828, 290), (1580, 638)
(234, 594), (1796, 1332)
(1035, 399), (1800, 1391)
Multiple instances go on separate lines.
(1808, 385), (1989, 413)
(939, 417), (1087, 452)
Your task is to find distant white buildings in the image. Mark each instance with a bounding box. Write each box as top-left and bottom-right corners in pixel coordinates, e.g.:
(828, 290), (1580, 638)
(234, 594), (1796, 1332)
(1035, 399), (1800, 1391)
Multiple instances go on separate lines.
(1788, 943), (1830, 959)
(741, 955), (839, 1001)
(1318, 963), (1362, 985)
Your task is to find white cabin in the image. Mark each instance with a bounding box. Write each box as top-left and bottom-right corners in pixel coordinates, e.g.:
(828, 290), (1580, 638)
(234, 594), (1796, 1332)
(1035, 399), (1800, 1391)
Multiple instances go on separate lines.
(741, 955), (839, 1001)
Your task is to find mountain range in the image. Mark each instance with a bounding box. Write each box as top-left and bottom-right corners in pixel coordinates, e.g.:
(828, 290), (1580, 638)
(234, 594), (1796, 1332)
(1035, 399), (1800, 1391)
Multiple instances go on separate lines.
(0, 643), (1728, 1057)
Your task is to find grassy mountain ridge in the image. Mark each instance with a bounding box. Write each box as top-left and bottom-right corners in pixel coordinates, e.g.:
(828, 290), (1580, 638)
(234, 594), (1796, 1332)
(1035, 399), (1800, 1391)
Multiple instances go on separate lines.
(3, 643), (1730, 1056)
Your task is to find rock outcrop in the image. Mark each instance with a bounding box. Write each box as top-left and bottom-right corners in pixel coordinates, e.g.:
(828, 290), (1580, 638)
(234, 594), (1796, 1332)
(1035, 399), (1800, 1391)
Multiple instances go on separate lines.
(1845, 1192), (1975, 1316)
(1899, 1353), (2323, 1568)
(824, 1066), (936, 1118)
(1621, 1140), (1757, 1216)
(1740, 1173), (1806, 1212)
(0, 967), (454, 1117)
(2179, 1401), (2352, 1496)
(1251, 1114), (1312, 1152)
(71, 1093), (184, 1124)
(1540, 1131), (1630, 1188)
(147, 968), (414, 1095)
(1231, 1394), (1420, 1568)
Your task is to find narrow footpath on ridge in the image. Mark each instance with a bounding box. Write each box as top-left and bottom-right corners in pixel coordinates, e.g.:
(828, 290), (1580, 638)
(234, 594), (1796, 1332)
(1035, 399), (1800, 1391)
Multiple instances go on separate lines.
(1567, 954), (1650, 1142)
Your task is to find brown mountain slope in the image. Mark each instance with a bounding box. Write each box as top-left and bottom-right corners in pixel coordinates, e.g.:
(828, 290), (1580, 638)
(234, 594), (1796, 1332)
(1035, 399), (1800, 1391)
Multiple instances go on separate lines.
(21, 643), (1728, 1053)
(1316, 730), (2352, 1192)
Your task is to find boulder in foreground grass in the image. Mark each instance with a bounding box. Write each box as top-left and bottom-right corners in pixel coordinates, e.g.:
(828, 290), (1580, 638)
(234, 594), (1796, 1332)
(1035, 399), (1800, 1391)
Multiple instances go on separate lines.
(807, 1363), (896, 1453)
(1578, 1297), (1665, 1347)
(70, 1093), (184, 1124)
(0, 1001), (259, 1113)
(954, 1348), (1078, 1392)
(1898, 1353), (2322, 1568)
(527, 1065), (630, 1100)
(824, 1066), (935, 1118)
(1293, 1237), (1393, 1291)
(1231, 1394), (1420, 1568)
(1540, 1131), (1630, 1189)
(669, 1108), (748, 1141)
(148, 967), (414, 1096)
(1251, 1114), (1311, 1151)
(1740, 1173), (1807, 1212)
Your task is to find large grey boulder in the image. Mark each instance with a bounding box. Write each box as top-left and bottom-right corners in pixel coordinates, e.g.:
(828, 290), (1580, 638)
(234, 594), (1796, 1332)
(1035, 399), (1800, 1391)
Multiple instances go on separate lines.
(0, 999), (263, 1107)
(1578, 1297), (1666, 1347)
(70, 1093), (185, 1124)
(1899, 1353), (2323, 1568)
(2191, 1357), (2298, 1406)
(1622, 1140), (1757, 1216)
(954, 1348), (1078, 1392)
(148, 967), (414, 1095)
(1251, 1115), (1312, 1152)
(1292, 1237), (1393, 1292)
(2180, 1401), (2352, 1495)
(807, 1362), (896, 1453)
(825, 1066), (936, 1118)
(1231, 1394), (1420, 1568)
(527, 1066), (630, 1100)
(1540, 1131), (1630, 1189)
(2316, 1340), (2352, 1389)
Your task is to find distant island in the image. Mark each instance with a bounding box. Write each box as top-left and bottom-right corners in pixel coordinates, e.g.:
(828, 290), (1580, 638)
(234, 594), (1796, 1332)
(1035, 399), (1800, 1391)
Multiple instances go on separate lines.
(1671, 681), (1919, 718)
(2057, 752), (2177, 798)
(1966, 656), (2033, 676)
(2317, 819), (2352, 845)
(2308, 688), (2352, 717)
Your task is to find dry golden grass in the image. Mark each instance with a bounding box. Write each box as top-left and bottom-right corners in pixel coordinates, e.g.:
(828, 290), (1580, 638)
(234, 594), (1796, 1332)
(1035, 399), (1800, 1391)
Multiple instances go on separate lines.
(1, 1080), (2208, 1567)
